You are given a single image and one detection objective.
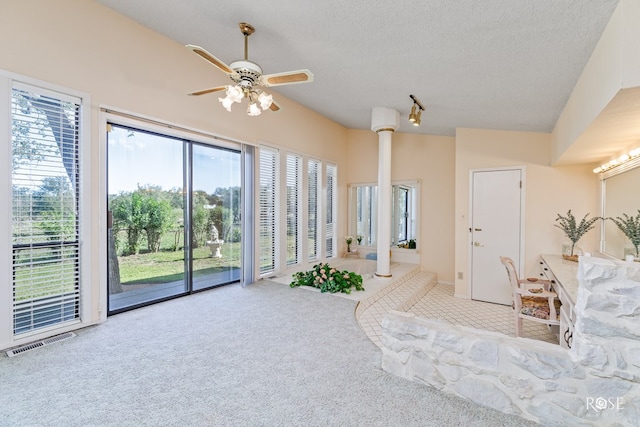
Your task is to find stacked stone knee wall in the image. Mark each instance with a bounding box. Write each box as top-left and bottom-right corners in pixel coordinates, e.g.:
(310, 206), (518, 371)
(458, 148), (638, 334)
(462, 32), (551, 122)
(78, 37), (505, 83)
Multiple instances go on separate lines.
(381, 257), (639, 426)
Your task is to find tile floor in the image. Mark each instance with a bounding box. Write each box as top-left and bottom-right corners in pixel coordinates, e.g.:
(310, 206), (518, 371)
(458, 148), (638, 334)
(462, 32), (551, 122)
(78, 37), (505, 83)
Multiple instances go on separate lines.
(409, 283), (559, 344)
(356, 269), (436, 347)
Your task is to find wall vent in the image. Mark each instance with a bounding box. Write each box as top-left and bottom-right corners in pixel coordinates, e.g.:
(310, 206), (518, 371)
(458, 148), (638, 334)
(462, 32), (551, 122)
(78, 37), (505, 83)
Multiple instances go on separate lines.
(5, 332), (76, 357)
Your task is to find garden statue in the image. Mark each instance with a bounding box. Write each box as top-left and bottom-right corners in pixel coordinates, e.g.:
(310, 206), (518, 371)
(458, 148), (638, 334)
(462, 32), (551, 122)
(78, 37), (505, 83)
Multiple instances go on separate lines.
(206, 224), (224, 258)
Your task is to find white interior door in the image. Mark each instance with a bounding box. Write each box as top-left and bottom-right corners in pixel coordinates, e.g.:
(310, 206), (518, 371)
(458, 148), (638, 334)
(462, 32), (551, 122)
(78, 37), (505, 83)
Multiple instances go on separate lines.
(470, 168), (523, 305)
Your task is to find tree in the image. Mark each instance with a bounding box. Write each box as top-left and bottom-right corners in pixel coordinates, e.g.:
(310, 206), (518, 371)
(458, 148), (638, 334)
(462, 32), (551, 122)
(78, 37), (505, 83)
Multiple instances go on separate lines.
(142, 195), (175, 253)
(192, 203), (208, 248)
(111, 191), (146, 255)
(208, 205), (233, 242)
(214, 186), (241, 223)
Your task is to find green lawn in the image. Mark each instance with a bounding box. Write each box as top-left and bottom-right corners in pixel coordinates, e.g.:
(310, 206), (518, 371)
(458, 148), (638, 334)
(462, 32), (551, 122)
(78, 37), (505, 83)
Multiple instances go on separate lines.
(117, 241), (241, 284)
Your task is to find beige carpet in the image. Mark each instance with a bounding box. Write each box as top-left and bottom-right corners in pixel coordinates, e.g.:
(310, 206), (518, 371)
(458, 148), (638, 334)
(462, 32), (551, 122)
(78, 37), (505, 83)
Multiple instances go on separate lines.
(0, 281), (539, 426)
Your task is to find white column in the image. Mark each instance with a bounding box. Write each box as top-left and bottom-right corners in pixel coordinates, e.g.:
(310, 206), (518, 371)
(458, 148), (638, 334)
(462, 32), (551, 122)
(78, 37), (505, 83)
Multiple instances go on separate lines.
(371, 107), (399, 277)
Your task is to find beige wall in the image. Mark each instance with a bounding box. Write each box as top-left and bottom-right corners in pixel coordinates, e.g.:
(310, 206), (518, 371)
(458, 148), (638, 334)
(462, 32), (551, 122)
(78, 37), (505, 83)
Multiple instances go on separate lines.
(0, 0), (348, 328)
(455, 128), (600, 298)
(347, 129), (456, 282)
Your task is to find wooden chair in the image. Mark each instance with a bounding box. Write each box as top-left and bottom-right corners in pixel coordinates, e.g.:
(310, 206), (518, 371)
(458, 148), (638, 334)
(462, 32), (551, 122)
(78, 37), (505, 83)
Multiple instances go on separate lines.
(499, 256), (561, 338)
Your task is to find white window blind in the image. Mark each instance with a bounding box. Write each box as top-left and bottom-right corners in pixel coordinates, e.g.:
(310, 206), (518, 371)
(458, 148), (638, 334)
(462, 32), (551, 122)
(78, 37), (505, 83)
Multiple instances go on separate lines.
(325, 163), (337, 258)
(11, 85), (81, 335)
(286, 154), (301, 266)
(259, 147), (278, 274)
(307, 159), (320, 261)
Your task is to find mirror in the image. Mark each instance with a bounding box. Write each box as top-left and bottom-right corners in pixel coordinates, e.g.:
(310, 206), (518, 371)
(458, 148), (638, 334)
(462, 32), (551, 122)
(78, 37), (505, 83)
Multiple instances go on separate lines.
(348, 180), (420, 247)
(603, 161), (640, 259)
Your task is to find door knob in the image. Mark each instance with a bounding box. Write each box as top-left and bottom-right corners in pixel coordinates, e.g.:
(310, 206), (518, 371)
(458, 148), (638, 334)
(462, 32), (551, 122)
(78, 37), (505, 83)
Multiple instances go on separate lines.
(473, 241), (484, 247)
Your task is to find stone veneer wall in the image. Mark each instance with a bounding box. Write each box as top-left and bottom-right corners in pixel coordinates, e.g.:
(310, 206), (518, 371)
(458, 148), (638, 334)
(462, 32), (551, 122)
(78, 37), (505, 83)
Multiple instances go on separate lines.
(381, 256), (640, 426)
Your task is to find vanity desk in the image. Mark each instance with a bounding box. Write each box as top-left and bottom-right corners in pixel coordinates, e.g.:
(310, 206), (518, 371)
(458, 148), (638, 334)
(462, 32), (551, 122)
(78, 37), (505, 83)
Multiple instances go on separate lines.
(538, 254), (580, 349)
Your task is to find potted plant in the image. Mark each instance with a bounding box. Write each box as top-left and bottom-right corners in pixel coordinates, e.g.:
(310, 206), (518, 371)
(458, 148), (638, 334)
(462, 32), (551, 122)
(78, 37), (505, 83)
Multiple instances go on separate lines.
(607, 210), (640, 260)
(554, 210), (600, 261)
(345, 236), (353, 252)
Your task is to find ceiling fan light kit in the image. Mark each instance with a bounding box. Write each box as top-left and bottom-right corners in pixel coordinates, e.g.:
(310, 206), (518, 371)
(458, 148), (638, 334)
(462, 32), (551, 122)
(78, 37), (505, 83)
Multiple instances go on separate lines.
(408, 94), (425, 127)
(187, 22), (313, 117)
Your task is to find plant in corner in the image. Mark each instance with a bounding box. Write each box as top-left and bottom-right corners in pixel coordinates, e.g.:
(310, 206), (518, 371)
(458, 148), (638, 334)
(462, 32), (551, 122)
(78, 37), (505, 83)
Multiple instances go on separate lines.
(290, 263), (364, 294)
(554, 209), (600, 260)
(345, 236), (353, 252)
(607, 210), (640, 259)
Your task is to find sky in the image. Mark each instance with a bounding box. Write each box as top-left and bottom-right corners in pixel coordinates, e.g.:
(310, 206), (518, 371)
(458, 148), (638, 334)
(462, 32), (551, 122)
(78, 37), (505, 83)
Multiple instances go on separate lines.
(107, 125), (241, 194)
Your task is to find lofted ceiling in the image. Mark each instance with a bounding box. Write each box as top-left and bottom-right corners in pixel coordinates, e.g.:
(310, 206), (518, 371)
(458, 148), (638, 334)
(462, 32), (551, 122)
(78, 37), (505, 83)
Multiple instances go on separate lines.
(95, 0), (623, 161)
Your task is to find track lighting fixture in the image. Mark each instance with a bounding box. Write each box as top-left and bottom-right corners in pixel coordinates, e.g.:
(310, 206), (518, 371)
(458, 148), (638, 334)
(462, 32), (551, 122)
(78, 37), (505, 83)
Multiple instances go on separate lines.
(408, 95), (425, 127)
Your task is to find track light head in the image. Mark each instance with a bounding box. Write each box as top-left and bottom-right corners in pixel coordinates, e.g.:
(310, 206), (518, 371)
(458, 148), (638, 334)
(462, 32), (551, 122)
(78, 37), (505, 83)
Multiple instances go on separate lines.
(409, 105), (417, 122)
(408, 95), (425, 126)
(413, 109), (421, 126)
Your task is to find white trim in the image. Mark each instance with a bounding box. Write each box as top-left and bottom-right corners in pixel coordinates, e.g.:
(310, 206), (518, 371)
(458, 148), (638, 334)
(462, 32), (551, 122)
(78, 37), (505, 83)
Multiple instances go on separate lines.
(98, 115), (109, 322)
(79, 90), (93, 327)
(0, 69), (89, 101)
(0, 72), (93, 350)
(256, 139), (336, 169)
(101, 108), (242, 151)
(100, 106), (246, 149)
(0, 75), (13, 348)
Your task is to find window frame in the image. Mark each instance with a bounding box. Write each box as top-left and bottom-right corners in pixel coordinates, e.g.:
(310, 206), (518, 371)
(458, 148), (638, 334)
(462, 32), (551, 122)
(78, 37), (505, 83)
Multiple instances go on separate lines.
(0, 71), (92, 349)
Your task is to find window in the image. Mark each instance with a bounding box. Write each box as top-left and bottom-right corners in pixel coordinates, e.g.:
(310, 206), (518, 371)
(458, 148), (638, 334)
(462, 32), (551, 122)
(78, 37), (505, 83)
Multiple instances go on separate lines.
(354, 184), (377, 246)
(286, 154), (301, 266)
(394, 185), (410, 243)
(259, 147), (278, 274)
(307, 159), (320, 261)
(325, 163), (337, 258)
(349, 181), (419, 247)
(11, 83), (83, 335)
(258, 147), (336, 275)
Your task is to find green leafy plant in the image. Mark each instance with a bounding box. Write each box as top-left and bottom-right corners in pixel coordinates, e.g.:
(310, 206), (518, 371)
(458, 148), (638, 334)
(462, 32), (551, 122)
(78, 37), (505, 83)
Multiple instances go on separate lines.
(554, 210), (600, 256)
(345, 236), (353, 252)
(290, 263), (364, 294)
(607, 210), (640, 258)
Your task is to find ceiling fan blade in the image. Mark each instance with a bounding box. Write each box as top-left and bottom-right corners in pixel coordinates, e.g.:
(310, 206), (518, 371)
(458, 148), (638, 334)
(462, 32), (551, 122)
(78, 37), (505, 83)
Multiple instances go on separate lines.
(260, 69), (314, 87)
(187, 86), (227, 96)
(186, 44), (236, 75)
(269, 99), (281, 112)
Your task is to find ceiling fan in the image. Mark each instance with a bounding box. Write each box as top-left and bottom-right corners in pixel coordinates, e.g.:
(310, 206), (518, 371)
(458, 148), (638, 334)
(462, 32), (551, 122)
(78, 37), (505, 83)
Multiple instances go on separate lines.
(186, 22), (314, 116)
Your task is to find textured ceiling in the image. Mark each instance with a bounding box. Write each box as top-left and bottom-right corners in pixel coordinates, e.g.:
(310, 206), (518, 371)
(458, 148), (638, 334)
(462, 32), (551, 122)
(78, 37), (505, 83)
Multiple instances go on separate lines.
(95, 0), (619, 137)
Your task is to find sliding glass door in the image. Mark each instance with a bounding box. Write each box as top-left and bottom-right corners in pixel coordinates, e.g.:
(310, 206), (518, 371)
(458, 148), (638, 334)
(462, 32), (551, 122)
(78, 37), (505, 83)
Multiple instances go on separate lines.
(107, 125), (186, 312)
(107, 125), (242, 313)
(191, 143), (241, 291)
